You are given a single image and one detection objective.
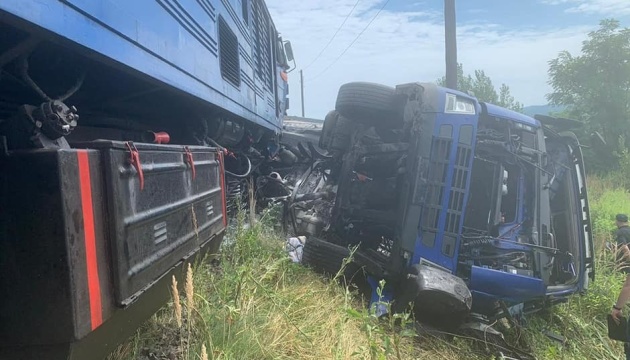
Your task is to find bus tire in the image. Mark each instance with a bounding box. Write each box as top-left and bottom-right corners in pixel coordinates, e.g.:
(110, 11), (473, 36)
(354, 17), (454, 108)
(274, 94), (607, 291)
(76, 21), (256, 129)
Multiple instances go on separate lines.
(335, 82), (397, 126)
(319, 110), (338, 150)
(302, 237), (362, 280)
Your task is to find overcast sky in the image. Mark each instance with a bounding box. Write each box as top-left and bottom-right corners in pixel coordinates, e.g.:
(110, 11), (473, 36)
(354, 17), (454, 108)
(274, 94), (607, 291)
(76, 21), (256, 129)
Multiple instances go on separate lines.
(266, 0), (630, 119)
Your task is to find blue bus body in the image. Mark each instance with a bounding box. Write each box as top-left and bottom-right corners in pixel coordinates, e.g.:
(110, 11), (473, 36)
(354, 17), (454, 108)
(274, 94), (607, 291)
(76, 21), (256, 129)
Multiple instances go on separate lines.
(302, 82), (594, 328)
(399, 83), (594, 317)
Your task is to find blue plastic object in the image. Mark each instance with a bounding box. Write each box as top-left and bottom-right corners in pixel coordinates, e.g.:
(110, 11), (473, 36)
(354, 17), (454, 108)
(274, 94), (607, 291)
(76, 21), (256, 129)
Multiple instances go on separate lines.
(469, 265), (546, 303)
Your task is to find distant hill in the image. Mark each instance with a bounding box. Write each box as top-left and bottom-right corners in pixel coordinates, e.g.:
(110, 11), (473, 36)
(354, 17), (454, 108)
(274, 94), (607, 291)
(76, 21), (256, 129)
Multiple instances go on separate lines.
(523, 104), (567, 117)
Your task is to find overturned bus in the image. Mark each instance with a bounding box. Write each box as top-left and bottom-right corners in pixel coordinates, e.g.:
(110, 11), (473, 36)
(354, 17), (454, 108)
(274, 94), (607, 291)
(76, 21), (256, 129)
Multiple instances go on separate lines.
(289, 81), (594, 330)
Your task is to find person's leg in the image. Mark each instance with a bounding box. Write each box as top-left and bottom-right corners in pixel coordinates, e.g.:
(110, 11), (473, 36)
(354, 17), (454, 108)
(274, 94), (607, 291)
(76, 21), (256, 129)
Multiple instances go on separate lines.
(625, 342), (630, 360)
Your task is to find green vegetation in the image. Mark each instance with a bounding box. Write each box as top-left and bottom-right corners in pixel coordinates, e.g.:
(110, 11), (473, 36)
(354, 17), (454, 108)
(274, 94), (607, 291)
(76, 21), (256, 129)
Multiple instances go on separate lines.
(108, 172), (630, 360)
(521, 174), (628, 360)
(436, 63), (524, 112)
(522, 105), (567, 117)
(547, 19), (630, 172)
(108, 210), (468, 360)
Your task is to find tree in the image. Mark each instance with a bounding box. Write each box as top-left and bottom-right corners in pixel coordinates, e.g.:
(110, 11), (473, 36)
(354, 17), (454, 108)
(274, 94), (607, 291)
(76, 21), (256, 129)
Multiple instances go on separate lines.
(498, 84), (524, 113)
(437, 63), (472, 93)
(436, 63), (523, 112)
(547, 19), (630, 170)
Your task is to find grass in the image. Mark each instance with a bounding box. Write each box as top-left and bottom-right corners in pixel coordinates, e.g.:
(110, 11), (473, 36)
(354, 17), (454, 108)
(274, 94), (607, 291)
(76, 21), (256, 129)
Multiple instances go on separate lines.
(109, 174), (630, 360)
(109, 210), (470, 360)
(520, 175), (630, 360)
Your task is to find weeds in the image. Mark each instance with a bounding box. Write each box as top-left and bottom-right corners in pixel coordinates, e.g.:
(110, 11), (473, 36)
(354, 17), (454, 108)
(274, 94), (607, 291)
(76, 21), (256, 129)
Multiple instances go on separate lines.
(110, 206), (469, 360)
(520, 174), (630, 359)
(111, 174), (630, 360)
(345, 279), (417, 360)
(171, 275), (182, 328)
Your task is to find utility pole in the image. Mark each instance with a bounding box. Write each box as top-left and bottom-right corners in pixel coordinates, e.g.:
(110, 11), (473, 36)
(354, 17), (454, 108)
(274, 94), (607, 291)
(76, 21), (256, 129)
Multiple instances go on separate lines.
(300, 70), (305, 117)
(444, 0), (458, 90)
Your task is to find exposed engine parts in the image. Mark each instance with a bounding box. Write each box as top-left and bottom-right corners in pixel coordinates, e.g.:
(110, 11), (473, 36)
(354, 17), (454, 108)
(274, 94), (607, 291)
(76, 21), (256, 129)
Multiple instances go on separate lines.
(36, 101), (78, 139)
(0, 100), (78, 150)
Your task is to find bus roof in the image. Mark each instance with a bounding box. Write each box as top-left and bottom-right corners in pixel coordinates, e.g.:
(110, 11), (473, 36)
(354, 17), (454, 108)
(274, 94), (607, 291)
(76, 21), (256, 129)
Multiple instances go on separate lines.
(483, 103), (540, 127)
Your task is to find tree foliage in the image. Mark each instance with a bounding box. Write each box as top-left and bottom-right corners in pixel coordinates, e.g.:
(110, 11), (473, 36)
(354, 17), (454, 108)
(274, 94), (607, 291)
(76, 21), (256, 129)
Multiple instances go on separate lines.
(437, 63), (524, 112)
(547, 19), (630, 171)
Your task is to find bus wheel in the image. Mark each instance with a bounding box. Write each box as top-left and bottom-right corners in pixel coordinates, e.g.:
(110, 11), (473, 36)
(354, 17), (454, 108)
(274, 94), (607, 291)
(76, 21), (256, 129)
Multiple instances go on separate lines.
(335, 82), (399, 127)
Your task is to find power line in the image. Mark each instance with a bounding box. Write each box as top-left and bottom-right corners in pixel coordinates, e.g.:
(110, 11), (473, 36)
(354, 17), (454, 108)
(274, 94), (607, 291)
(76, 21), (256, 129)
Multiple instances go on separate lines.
(302, 0), (362, 71)
(306, 0), (391, 83)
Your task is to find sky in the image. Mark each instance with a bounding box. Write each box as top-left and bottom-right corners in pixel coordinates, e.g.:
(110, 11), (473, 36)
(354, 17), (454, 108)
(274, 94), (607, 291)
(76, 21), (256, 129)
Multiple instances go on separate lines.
(266, 0), (630, 120)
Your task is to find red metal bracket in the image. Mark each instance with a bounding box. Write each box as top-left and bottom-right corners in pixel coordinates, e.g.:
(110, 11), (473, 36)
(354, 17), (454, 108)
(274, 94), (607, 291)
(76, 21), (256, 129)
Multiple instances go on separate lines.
(184, 146), (196, 180)
(153, 131), (171, 144)
(125, 141), (144, 190)
(223, 148), (236, 159)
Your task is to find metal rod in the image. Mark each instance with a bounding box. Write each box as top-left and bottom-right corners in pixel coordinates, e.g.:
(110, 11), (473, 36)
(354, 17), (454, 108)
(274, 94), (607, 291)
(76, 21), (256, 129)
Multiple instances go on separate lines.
(300, 69), (305, 117)
(0, 36), (40, 69)
(444, 0), (458, 90)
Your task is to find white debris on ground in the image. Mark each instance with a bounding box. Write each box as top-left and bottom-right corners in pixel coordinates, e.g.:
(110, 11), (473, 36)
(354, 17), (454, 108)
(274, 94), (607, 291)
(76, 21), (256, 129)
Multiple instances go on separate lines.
(286, 236), (306, 263)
